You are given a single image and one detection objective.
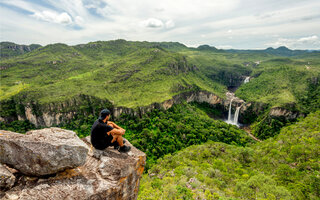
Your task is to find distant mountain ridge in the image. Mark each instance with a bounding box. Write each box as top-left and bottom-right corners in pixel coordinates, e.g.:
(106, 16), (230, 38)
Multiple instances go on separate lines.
(225, 46), (319, 57)
(1, 40), (318, 59)
(0, 42), (42, 59)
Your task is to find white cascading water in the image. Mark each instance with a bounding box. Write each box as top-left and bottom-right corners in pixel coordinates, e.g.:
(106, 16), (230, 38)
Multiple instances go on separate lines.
(233, 106), (241, 124)
(244, 76), (250, 83)
(226, 99), (241, 126)
(228, 99), (233, 122)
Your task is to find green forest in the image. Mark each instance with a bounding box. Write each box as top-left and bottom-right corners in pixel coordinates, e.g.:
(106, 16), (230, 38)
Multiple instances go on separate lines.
(1, 40), (320, 200)
(138, 111), (320, 200)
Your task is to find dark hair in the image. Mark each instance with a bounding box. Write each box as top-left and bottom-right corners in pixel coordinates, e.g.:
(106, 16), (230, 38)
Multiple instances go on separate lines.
(98, 109), (111, 120)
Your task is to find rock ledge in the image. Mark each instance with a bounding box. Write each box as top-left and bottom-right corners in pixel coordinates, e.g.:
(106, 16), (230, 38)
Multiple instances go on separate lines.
(1, 131), (146, 200)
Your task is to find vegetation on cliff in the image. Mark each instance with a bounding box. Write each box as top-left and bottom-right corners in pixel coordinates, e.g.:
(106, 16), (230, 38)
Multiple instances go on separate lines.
(0, 40), (229, 110)
(138, 111), (320, 200)
(116, 102), (253, 169)
(0, 102), (253, 170)
(1, 40), (319, 140)
(1, 40), (320, 200)
(0, 42), (41, 59)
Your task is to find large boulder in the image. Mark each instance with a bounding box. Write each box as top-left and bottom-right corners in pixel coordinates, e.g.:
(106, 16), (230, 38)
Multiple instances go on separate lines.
(0, 128), (89, 176)
(0, 164), (15, 190)
(1, 136), (146, 200)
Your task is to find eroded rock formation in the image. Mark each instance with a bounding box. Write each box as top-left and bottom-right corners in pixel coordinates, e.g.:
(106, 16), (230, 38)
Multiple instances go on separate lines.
(0, 129), (146, 200)
(0, 128), (89, 176)
(113, 90), (224, 118)
(0, 164), (15, 190)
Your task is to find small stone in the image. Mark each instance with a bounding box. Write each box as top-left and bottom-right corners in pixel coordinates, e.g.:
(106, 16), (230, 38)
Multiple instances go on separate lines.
(0, 164), (16, 189)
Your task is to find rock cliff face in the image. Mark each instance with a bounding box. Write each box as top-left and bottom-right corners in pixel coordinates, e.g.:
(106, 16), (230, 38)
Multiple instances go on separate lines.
(0, 89), (302, 127)
(0, 91), (223, 127)
(0, 94), (112, 127)
(269, 107), (305, 119)
(113, 90), (224, 118)
(0, 129), (146, 200)
(0, 128), (89, 176)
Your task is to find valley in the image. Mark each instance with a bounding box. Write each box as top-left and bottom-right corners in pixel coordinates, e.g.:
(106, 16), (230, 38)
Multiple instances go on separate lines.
(1, 40), (319, 199)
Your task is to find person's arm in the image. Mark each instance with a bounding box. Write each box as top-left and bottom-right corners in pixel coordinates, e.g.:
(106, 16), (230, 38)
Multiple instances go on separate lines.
(108, 128), (125, 136)
(107, 121), (125, 131)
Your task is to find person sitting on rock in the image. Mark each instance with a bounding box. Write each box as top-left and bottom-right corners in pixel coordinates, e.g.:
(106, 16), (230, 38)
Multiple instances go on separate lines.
(91, 109), (131, 153)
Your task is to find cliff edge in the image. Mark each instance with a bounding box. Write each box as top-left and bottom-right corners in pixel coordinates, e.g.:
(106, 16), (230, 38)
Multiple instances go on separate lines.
(0, 128), (146, 200)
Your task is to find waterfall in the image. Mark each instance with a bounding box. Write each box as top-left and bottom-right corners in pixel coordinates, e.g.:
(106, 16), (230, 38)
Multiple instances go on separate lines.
(244, 77), (250, 83)
(234, 106), (241, 124)
(225, 100), (242, 127)
(228, 99), (233, 122)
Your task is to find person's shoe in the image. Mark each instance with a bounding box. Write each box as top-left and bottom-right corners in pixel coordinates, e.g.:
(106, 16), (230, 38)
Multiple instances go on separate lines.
(118, 145), (131, 153)
(113, 140), (126, 150)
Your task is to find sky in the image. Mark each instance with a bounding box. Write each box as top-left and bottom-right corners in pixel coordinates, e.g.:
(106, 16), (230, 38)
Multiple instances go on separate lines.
(0, 0), (320, 49)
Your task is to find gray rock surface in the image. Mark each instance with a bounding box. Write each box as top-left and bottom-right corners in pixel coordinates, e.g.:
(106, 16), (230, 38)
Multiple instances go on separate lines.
(0, 128), (89, 176)
(0, 164), (15, 190)
(1, 136), (146, 200)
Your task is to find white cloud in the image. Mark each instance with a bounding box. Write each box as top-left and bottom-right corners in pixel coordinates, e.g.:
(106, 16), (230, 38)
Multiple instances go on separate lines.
(1, 0), (320, 49)
(266, 35), (320, 49)
(216, 45), (233, 49)
(297, 35), (318, 43)
(75, 16), (84, 25)
(141, 18), (163, 28)
(165, 20), (175, 29)
(32, 11), (73, 25)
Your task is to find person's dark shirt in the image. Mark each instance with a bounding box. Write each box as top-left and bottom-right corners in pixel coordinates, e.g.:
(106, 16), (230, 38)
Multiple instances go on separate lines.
(91, 119), (114, 150)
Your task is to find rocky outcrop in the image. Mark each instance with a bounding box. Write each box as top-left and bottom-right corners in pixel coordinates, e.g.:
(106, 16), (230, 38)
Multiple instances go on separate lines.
(0, 164), (15, 190)
(0, 90), (225, 127)
(0, 128), (89, 176)
(0, 94), (112, 127)
(113, 90), (223, 118)
(269, 107), (305, 120)
(0, 42), (41, 59)
(1, 133), (146, 200)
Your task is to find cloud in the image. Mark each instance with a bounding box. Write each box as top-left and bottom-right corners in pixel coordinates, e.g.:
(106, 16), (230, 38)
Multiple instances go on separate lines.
(140, 18), (174, 29)
(266, 35), (320, 49)
(1, 0), (320, 49)
(298, 35), (318, 43)
(165, 20), (175, 29)
(75, 16), (84, 25)
(216, 45), (233, 49)
(32, 10), (73, 25)
(141, 18), (163, 28)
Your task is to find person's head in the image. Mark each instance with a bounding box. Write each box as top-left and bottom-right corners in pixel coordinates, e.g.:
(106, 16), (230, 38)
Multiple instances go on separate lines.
(99, 109), (111, 122)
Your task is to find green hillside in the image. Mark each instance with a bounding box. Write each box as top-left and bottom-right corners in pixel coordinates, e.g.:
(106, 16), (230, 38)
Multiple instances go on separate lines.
(139, 111), (320, 200)
(1, 40), (320, 200)
(1, 40), (319, 112)
(235, 57), (320, 111)
(0, 40), (230, 109)
(0, 42), (41, 59)
(1, 40), (320, 143)
(115, 102), (254, 169)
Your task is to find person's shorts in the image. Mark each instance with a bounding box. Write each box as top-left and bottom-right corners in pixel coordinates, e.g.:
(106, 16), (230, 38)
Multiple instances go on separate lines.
(92, 134), (114, 150)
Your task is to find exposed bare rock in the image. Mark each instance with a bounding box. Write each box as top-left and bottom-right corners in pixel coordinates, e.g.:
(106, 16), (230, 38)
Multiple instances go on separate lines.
(0, 164), (15, 190)
(269, 107), (305, 120)
(0, 128), (89, 176)
(113, 90), (223, 118)
(225, 91), (245, 106)
(2, 136), (146, 200)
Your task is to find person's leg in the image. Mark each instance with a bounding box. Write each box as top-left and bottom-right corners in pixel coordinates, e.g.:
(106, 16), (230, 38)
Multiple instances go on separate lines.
(116, 135), (124, 147)
(111, 134), (130, 153)
(111, 134), (125, 147)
